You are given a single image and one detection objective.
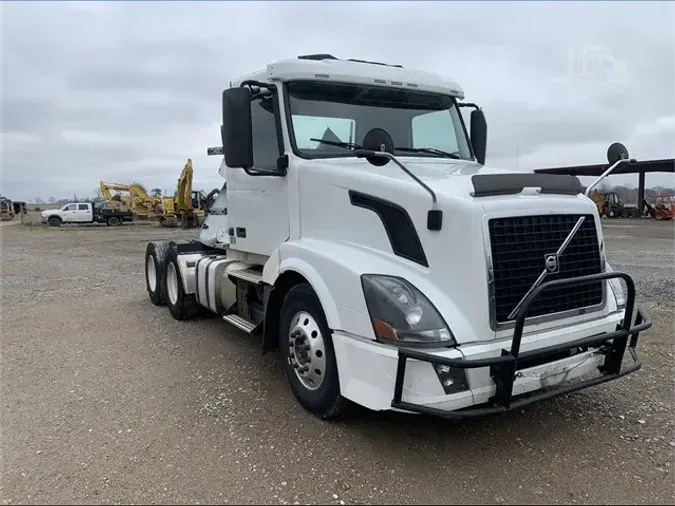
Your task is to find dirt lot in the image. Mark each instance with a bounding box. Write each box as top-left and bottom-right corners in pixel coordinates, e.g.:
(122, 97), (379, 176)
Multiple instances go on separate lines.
(1, 217), (674, 505)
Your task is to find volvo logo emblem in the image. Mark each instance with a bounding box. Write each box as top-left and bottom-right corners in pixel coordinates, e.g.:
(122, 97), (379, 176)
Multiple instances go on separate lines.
(544, 253), (559, 273)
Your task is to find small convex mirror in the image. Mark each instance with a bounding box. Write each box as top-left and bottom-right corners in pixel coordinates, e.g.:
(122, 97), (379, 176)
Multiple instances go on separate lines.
(607, 142), (629, 165)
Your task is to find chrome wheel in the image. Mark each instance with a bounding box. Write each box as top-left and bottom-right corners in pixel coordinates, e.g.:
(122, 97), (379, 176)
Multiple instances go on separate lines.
(166, 262), (179, 305)
(146, 255), (157, 293)
(288, 311), (326, 390)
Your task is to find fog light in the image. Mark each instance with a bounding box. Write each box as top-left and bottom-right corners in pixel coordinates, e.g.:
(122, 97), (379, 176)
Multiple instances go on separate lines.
(433, 363), (469, 395)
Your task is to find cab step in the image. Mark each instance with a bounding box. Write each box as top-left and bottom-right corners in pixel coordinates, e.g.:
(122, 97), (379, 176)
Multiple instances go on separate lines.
(228, 268), (263, 285)
(222, 313), (259, 334)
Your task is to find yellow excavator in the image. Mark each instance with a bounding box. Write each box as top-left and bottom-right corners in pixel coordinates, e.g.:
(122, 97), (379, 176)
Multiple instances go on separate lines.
(159, 159), (211, 229)
(99, 181), (163, 219)
(99, 160), (218, 228)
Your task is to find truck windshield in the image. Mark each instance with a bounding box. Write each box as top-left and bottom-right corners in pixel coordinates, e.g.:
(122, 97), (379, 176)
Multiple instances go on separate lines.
(286, 80), (473, 161)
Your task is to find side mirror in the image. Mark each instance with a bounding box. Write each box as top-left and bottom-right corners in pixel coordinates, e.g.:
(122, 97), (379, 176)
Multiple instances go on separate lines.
(221, 87), (253, 168)
(607, 142), (629, 165)
(584, 142), (634, 196)
(470, 109), (487, 165)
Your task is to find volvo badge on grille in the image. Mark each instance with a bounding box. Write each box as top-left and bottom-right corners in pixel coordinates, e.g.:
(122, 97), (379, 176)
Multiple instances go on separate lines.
(507, 216), (587, 320)
(544, 253), (559, 273)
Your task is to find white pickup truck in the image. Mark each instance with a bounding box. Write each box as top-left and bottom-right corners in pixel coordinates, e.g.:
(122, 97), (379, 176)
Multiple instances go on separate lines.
(41, 202), (133, 227)
(143, 54), (651, 420)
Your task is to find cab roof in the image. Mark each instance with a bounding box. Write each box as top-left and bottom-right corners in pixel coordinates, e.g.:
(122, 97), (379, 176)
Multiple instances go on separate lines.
(230, 54), (465, 99)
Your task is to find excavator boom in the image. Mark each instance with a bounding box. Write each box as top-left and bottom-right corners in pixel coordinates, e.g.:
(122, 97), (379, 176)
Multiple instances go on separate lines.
(100, 180), (162, 219)
(176, 159), (194, 212)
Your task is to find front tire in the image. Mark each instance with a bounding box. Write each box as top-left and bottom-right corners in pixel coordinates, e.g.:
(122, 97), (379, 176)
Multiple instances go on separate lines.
(164, 245), (199, 320)
(145, 241), (170, 306)
(47, 217), (61, 227)
(279, 283), (349, 419)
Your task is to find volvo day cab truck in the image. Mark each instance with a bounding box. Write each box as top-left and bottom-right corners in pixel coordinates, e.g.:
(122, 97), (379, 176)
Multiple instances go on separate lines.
(144, 54), (651, 420)
(42, 202), (133, 227)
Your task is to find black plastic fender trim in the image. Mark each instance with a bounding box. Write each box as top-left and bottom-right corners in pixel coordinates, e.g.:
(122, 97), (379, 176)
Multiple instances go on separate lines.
(348, 190), (428, 268)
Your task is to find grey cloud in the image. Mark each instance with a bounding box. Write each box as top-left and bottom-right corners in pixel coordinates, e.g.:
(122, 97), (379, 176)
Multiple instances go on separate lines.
(482, 103), (632, 160)
(2, 94), (215, 140)
(1, 1), (673, 201)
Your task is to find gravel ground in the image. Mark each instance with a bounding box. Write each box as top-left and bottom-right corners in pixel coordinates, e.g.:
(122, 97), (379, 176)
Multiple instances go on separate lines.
(1, 217), (673, 505)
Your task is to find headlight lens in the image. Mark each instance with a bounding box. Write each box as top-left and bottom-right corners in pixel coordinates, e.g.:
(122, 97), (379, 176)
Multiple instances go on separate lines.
(361, 274), (455, 346)
(605, 264), (627, 309)
(608, 277), (627, 309)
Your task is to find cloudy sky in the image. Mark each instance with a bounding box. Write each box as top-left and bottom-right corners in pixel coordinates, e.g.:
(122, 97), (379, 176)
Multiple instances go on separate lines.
(1, 1), (674, 201)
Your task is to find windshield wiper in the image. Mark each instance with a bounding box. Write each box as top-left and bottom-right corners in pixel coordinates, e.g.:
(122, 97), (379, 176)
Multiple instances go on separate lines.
(309, 139), (461, 160)
(309, 138), (362, 150)
(396, 147), (462, 159)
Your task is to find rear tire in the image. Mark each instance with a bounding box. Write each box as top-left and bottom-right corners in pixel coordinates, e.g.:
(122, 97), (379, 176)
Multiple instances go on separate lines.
(107, 216), (121, 226)
(279, 283), (349, 419)
(165, 245), (199, 320)
(145, 241), (170, 306)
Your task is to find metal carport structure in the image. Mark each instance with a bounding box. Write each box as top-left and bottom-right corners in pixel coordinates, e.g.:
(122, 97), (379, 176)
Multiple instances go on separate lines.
(535, 158), (675, 213)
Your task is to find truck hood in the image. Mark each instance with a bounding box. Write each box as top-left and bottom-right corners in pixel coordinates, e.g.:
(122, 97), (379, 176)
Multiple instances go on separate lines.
(317, 156), (536, 201)
(299, 155), (602, 345)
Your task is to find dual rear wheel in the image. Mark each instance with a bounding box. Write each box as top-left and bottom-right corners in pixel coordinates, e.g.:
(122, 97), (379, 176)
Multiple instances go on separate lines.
(144, 241), (199, 319)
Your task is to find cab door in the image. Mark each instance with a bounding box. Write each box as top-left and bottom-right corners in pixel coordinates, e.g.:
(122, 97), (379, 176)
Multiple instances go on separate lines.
(61, 203), (77, 222)
(227, 92), (289, 257)
(76, 203), (93, 222)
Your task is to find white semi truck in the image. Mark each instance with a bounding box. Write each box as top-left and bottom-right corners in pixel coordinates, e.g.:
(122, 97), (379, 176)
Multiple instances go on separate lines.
(143, 54), (651, 420)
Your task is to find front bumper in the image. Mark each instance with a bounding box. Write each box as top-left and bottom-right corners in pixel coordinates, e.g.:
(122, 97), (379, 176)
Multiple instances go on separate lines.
(390, 271), (652, 418)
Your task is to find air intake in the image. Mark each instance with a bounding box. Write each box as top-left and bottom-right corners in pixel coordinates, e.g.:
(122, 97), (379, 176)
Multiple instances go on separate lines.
(297, 54), (338, 61)
(347, 58), (403, 68)
(296, 54), (403, 68)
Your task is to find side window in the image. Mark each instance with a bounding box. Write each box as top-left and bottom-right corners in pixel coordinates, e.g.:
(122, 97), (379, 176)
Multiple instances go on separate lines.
(412, 110), (460, 153)
(292, 115), (355, 151)
(251, 96), (280, 171)
(64, 204), (76, 211)
(78, 204), (88, 211)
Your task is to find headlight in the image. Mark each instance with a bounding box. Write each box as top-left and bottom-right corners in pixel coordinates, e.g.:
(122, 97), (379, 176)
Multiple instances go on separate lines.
(361, 274), (455, 346)
(605, 264), (627, 309)
(608, 278), (627, 309)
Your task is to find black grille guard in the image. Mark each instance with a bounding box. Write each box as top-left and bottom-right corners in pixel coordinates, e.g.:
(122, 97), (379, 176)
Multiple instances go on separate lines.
(391, 271), (652, 418)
